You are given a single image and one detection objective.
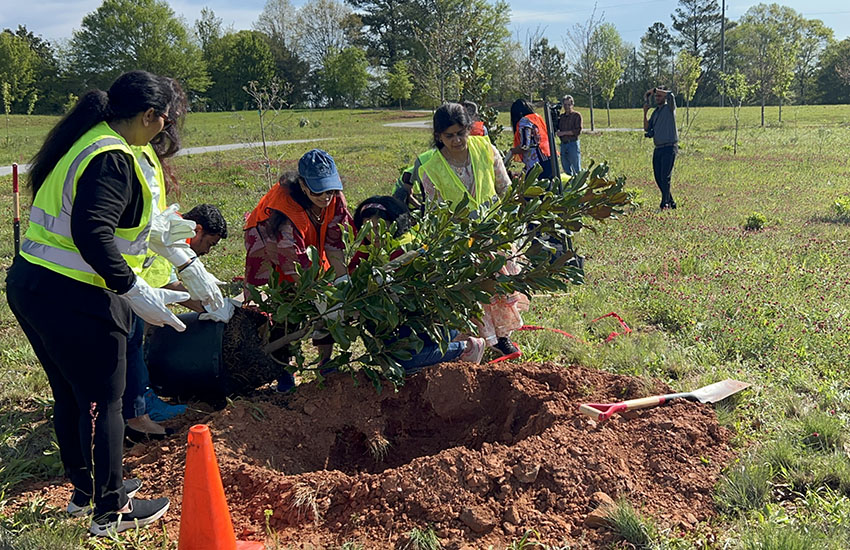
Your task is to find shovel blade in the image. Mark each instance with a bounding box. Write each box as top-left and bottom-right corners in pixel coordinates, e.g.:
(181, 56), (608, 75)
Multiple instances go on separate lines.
(691, 379), (750, 403)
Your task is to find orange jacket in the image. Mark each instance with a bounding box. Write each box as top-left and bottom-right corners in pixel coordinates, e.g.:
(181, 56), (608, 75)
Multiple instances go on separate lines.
(244, 184), (336, 279)
(470, 120), (486, 136)
(512, 113), (550, 158)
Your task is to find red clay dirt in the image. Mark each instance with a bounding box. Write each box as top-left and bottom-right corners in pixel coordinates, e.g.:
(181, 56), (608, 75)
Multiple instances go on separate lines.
(10, 361), (735, 548)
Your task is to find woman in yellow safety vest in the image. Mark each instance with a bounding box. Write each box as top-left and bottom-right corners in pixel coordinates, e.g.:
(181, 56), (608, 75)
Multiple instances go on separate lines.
(5, 70), (213, 536)
(416, 102), (527, 357)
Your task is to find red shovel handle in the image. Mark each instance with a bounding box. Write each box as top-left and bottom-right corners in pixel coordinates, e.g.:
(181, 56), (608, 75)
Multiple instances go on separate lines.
(579, 395), (666, 421)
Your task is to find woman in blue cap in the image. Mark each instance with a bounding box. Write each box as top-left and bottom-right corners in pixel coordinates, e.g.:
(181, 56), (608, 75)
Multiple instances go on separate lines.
(244, 149), (353, 389)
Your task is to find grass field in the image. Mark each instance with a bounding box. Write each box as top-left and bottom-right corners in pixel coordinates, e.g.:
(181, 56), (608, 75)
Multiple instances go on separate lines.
(3, 103), (850, 548)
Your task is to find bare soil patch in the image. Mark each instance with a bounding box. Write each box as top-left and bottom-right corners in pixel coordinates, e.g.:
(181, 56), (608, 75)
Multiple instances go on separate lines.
(8, 361), (733, 547)
(124, 361), (731, 547)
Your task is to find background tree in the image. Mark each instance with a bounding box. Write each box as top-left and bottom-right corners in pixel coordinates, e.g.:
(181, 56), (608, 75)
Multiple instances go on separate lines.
(529, 37), (568, 102)
(596, 54), (623, 127)
(816, 38), (850, 104)
(345, 0), (425, 69)
(591, 23), (626, 128)
(0, 31), (39, 114)
(565, 6), (604, 131)
(254, 0), (298, 51)
(729, 3), (802, 126)
(794, 19), (832, 104)
(205, 31), (275, 110)
(411, 0), (509, 106)
(640, 22), (674, 83)
(676, 50), (702, 126)
(70, 0), (209, 94)
(718, 69), (753, 154)
(671, 0), (720, 104)
(195, 7), (224, 51)
(387, 60), (413, 109)
(296, 0), (359, 68)
(318, 46), (369, 107)
(671, 0), (720, 60)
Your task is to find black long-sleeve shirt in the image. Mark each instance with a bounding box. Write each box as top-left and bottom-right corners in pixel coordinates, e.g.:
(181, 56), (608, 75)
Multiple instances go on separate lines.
(71, 150), (146, 294)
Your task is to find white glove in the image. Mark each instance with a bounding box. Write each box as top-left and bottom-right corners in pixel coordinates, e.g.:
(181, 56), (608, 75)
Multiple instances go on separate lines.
(199, 298), (238, 323)
(122, 277), (190, 332)
(179, 256), (225, 310)
(151, 204), (196, 247)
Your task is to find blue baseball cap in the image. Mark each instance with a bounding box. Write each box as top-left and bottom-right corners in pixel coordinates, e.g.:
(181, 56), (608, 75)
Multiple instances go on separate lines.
(298, 149), (343, 193)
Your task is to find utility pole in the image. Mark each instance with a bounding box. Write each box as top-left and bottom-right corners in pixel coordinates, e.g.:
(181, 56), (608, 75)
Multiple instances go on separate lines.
(720, 0), (726, 106)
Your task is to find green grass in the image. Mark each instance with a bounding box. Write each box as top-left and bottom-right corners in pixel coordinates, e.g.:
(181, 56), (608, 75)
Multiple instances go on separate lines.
(4, 104), (850, 546)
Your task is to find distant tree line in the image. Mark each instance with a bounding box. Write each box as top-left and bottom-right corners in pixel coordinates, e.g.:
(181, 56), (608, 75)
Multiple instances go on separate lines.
(1, 0), (849, 122)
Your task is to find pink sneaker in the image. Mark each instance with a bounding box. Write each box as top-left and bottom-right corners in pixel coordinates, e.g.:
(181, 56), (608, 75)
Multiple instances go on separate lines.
(459, 337), (485, 364)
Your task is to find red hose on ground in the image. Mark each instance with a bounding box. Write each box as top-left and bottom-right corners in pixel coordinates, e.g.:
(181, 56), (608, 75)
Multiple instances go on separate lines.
(488, 312), (632, 363)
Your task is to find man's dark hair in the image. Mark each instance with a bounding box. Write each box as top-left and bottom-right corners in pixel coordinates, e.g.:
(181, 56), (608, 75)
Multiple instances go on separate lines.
(183, 204), (228, 239)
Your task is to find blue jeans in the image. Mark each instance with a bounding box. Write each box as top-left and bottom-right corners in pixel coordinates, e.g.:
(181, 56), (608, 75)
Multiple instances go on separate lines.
(652, 144), (677, 208)
(394, 328), (465, 372)
(560, 141), (581, 176)
(123, 314), (148, 420)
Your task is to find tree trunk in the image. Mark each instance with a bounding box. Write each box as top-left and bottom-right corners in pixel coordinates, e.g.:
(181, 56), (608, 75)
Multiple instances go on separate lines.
(686, 97), (690, 127)
(606, 100), (611, 127)
(399, 98), (403, 110)
(760, 94), (765, 127)
(589, 85), (595, 131)
(734, 113), (739, 155)
(779, 98), (783, 123)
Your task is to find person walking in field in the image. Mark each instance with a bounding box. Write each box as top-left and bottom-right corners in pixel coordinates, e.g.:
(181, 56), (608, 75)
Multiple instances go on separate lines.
(643, 86), (678, 210)
(556, 95), (582, 176)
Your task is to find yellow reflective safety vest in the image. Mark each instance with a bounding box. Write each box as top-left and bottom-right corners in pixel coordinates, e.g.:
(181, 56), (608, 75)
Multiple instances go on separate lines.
(418, 136), (496, 208)
(134, 146), (172, 288)
(21, 122), (157, 290)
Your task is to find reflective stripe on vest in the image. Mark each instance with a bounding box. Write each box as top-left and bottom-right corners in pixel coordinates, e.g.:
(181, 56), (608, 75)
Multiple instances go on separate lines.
(418, 136), (496, 208)
(21, 123), (155, 290)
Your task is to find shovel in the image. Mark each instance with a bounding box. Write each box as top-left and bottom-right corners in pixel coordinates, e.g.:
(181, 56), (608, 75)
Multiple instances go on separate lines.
(578, 379), (750, 422)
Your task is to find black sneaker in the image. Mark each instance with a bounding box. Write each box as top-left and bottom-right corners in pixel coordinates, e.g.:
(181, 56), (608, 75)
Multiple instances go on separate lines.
(494, 337), (519, 356)
(67, 478), (142, 517)
(89, 497), (170, 537)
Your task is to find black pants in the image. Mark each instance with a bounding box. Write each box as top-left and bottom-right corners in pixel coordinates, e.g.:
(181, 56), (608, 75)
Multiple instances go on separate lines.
(652, 144), (677, 208)
(6, 258), (130, 515)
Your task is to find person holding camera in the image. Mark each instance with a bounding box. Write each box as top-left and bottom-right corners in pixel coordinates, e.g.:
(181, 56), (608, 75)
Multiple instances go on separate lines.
(643, 87), (678, 210)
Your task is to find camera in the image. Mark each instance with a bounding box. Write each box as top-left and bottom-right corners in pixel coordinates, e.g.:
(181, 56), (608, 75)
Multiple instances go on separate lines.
(644, 127), (655, 138)
(548, 101), (562, 116)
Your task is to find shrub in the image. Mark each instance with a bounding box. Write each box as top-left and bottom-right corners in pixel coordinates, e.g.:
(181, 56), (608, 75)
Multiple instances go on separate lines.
(744, 212), (767, 231)
(831, 196), (850, 221)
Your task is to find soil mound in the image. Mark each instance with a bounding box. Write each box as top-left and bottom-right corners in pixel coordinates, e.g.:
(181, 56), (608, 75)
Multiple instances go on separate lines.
(122, 361), (733, 548)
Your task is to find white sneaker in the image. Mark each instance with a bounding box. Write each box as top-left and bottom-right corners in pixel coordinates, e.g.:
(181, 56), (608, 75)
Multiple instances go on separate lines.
(90, 497), (170, 536)
(459, 337), (485, 364)
(66, 478), (142, 517)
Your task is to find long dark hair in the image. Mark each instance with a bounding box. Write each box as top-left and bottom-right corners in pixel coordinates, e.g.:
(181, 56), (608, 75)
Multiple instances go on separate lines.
(510, 99), (535, 133)
(432, 102), (471, 149)
(150, 76), (189, 196)
(29, 70), (173, 197)
(353, 195), (411, 238)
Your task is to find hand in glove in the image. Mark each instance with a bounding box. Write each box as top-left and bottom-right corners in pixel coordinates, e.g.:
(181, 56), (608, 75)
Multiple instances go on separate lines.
(151, 204), (196, 247)
(198, 298), (239, 323)
(122, 277), (190, 332)
(179, 256), (225, 310)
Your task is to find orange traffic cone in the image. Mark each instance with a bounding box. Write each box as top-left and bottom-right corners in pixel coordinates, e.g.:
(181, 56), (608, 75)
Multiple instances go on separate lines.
(178, 424), (265, 550)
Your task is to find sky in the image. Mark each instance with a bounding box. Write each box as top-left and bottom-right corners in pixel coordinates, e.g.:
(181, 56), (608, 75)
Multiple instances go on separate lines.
(2, 0), (849, 50)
